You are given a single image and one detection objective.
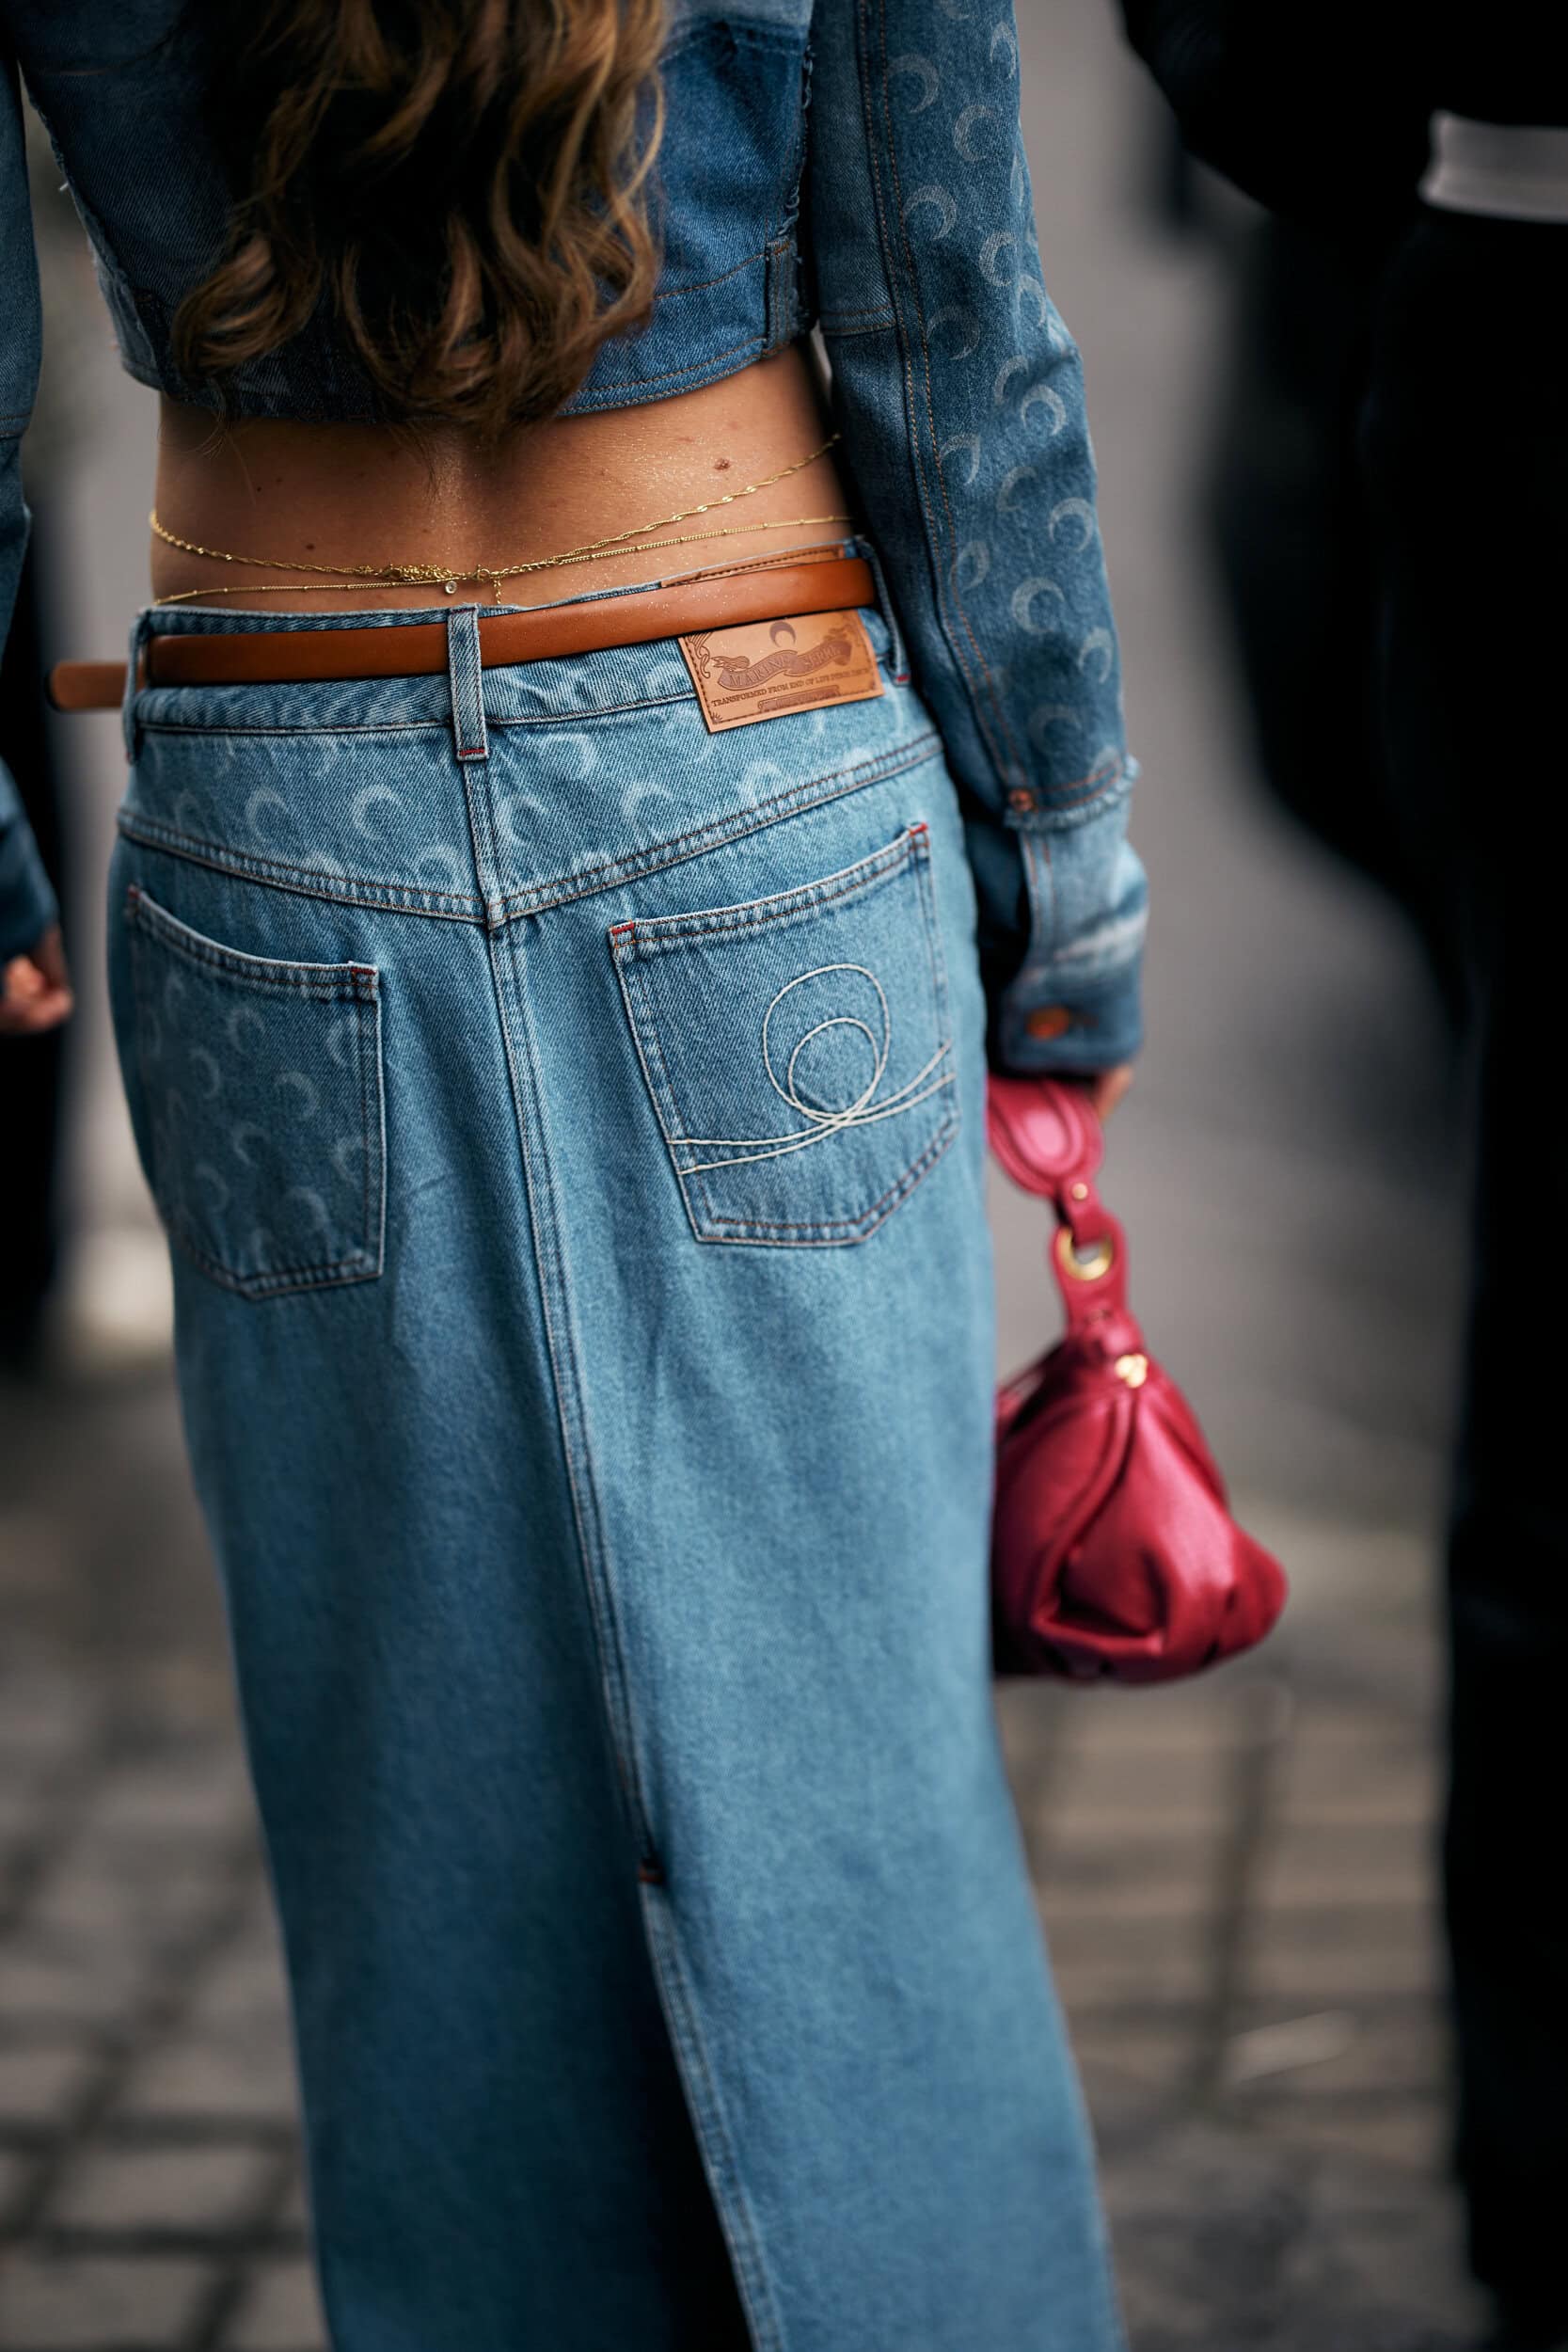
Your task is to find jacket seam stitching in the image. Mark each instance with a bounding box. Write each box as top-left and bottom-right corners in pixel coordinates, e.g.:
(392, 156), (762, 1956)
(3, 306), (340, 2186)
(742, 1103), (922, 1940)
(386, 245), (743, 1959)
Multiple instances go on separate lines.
(863, 0), (1033, 796)
(565, 331), (765, 401)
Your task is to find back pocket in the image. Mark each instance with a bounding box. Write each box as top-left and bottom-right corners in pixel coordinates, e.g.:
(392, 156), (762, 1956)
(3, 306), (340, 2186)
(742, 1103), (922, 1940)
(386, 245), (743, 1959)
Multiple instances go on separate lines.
(124, 885), (386, 1300)
(611, 822), (957, 1245)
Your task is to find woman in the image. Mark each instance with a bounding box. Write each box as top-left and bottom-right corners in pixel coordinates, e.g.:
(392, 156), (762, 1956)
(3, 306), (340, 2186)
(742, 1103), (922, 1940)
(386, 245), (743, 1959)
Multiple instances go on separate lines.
(0, 3), (1146, 2344)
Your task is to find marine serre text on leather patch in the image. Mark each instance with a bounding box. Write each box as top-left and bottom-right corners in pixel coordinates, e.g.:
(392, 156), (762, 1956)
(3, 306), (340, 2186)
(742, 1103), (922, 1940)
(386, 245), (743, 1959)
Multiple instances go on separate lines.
(677, 608), (885, 732)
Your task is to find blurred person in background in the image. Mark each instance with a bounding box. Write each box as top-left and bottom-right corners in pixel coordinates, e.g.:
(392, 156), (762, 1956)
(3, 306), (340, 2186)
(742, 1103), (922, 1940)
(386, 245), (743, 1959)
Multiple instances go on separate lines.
(1, 3), (1144, 2344)
(1117, 8), (1568, 2346)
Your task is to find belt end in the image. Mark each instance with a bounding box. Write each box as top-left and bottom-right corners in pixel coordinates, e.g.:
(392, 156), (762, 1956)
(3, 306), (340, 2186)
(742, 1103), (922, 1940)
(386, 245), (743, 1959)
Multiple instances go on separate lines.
(46, 660), (129, 714)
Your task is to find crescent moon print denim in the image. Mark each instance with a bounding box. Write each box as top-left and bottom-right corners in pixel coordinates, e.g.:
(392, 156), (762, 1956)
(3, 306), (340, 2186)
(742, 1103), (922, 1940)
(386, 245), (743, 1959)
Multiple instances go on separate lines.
(5, 0), (1147, 1073)
(104, 559), (1124, 2352)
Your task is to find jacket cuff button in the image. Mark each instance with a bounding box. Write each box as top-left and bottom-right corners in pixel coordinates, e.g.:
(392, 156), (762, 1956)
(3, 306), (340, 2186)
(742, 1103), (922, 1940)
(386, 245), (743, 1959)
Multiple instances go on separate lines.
(1025, 1005), (1074, 1041)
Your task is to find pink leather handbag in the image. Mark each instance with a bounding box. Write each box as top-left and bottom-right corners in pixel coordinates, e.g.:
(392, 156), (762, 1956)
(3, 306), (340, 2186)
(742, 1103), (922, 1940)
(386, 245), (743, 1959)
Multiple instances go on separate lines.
(988, 1075), (1288, 1683)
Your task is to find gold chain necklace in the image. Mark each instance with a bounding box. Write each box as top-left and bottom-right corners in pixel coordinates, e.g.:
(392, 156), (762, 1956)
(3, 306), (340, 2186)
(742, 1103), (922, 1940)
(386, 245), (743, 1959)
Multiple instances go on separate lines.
(150, 432), (850, 605)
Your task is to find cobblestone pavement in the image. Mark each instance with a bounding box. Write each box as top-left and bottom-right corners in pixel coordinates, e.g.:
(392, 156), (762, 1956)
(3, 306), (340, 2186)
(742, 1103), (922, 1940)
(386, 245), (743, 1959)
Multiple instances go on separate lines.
(2, 2), (1484, 2347)
(1, 1369), (1479, 2352)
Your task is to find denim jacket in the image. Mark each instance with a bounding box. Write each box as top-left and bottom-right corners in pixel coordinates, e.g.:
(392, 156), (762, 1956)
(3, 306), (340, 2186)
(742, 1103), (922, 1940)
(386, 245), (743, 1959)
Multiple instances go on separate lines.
(1, 0), (1146, 1072)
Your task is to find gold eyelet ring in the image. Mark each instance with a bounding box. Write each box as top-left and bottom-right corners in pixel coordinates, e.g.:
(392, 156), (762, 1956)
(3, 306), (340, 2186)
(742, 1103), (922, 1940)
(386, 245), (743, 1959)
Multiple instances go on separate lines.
(1055, 1227), (1115, 1283)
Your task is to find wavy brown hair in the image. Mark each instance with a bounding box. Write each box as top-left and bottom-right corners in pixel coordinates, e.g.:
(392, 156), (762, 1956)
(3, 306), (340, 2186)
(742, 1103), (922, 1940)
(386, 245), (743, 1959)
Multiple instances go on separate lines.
(172, 0), (667, 436)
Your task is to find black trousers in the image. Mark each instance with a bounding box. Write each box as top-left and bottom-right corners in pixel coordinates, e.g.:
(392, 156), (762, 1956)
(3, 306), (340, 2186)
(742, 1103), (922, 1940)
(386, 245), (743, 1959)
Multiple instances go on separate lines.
(1363, 206), (1568, 2314)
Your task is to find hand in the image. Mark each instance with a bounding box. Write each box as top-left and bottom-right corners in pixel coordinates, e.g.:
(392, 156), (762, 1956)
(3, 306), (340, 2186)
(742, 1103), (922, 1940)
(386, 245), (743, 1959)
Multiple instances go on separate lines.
(0, 925), (74, 1036)
(1081, 1062), (1133, 1122)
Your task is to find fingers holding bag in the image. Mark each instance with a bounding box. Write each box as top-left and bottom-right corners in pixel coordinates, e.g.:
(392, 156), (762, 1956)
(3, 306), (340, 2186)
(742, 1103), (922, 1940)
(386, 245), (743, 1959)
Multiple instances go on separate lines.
(987, 1073), (1287, 1684)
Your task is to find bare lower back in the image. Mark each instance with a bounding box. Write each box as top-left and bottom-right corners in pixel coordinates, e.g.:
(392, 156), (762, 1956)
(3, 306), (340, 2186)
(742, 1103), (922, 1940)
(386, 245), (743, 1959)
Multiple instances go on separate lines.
(150, 343), (858, 615)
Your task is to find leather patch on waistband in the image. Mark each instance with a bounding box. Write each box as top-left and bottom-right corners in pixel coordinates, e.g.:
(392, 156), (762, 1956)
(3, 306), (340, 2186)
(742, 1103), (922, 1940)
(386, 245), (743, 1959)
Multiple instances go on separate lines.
(677, 608), (884, 732)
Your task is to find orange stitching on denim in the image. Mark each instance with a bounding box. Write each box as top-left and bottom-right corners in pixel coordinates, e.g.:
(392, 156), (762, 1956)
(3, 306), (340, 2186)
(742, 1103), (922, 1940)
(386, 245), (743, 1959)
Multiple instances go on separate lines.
(861, 4), (995, 754)
(565, 331), (765, 402)
(119, 813), (481, 910)
(619, 828), (921, 950)
(497, 732), (940, 917)
(694, 1110), (957, 1240)
(869, 0), (1032, 798)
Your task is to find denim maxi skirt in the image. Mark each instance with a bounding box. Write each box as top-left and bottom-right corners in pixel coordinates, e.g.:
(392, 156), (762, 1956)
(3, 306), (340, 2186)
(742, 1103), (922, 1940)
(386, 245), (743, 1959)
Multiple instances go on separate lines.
(104, 556), (1123, 2352)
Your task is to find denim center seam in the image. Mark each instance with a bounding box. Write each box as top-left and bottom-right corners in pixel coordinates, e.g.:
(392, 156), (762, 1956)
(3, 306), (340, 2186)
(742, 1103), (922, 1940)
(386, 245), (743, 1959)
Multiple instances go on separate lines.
(638, 1883), (791, 2352)
(483, 907), (792, 2345)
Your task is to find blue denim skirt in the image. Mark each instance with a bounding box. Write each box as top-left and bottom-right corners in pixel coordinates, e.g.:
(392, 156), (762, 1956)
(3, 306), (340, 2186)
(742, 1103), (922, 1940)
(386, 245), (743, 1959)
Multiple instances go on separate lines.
(104, 553), (1123, 2352)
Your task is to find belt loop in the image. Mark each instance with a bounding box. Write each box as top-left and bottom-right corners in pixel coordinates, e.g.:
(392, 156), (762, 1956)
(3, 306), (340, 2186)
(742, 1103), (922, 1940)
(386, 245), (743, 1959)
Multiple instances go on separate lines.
(446, 604), (488, 763)
(122, 610), (155, 761)
(858, 538), (909, 683)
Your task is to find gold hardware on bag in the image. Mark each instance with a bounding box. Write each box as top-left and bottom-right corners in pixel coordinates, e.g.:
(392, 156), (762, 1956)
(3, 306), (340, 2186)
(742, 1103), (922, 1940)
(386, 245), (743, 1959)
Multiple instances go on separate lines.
(1054, 1228), (1116, 1283)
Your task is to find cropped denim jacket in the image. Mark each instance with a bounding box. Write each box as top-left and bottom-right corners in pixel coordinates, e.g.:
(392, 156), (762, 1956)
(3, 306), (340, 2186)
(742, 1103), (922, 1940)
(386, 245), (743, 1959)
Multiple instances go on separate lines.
(0, 0), (1146, 1073)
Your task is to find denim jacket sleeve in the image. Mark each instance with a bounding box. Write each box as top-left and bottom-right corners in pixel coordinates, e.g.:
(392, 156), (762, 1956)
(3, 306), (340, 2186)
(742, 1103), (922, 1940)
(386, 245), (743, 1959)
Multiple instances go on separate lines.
(806, 0), (1146, 1073)
(0, 45), (56, 967)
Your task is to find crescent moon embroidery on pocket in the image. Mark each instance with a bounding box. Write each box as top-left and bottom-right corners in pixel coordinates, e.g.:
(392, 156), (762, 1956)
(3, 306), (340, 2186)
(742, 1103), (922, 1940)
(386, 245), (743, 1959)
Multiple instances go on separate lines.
(414, 844), (470, 892)
(620, 778), (683, 827)
(226, 1004), (267, 1052)
(331, 1134), (367, 1184)
(187, 1044), (223, 1101)
(230, 1120), (269, 1168)
(276, 1070), (320, 1120)
(352, 784), (403, 838)
(191, 1161), (230, 1214)
(641, 657), (696, 698)
(283, 1185), (332, 1237)
(553, 732), (599, 780)
(245, 786), (291, 843)
(492, 794), (547, 853)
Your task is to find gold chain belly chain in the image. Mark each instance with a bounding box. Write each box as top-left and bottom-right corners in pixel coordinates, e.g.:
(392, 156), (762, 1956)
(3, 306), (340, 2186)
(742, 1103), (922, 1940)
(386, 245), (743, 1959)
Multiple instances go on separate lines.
(150, 433), (852, 605)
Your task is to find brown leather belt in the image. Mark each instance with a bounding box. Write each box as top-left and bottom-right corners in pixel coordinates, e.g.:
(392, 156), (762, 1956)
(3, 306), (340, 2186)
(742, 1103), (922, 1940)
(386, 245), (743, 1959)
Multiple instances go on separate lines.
(46, 551), (878, 713)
